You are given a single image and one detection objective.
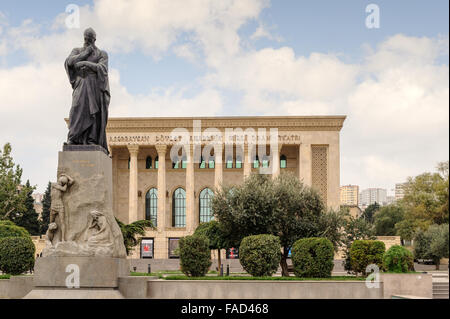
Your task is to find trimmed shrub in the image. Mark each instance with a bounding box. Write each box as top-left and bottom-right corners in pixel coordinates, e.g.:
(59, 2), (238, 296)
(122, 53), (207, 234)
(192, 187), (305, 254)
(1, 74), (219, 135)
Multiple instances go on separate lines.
(291, 237), (334, 278)
(239, 234), (281, 277)
(350, 240), (385, 276)
(179, 235), (212, 277)
(0, 237), (35, 275)
(0, 220), (30, 239)
(383, 245), (414, 273)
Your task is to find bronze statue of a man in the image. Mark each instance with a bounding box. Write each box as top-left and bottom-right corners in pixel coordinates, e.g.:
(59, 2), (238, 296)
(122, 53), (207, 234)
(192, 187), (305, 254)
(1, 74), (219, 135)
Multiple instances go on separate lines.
(65, 28), (110, 153)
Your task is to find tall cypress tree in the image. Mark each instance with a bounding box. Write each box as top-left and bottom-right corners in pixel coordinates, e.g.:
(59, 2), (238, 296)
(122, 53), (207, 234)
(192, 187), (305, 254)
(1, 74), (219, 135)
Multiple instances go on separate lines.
(40, 182), (51, 234)
(10, 180), (40, 235)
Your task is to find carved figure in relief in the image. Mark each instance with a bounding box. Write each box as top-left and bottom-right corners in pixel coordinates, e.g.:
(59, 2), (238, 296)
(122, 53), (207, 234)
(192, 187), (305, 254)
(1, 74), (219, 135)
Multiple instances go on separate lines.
(50, 174), (74, 242)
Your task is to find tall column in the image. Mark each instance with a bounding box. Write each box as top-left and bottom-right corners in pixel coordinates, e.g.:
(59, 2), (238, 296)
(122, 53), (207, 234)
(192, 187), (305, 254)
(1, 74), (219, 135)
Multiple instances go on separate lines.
(299, 143), (312, 186)
(272, 143), (282, 179)
(110, 147), (119, 220)
(328, 141), (340, 210)
(127, 144), (139, 223)
(243, 143), (252, 179)
(214, 144), (223, 191)
(155, 144), (167, 232)
(185, 143), (196, 231)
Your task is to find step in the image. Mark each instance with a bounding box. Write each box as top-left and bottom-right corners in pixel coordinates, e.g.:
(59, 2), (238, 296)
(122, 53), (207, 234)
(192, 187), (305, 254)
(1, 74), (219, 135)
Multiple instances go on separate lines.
(433, 292), (449, 296)
(433, 295), (449, 299)
(433, 290), (449, 294)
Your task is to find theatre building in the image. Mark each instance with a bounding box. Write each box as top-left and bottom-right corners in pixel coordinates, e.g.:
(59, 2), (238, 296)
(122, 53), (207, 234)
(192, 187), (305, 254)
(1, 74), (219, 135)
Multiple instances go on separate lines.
(106, 116), (346, 259)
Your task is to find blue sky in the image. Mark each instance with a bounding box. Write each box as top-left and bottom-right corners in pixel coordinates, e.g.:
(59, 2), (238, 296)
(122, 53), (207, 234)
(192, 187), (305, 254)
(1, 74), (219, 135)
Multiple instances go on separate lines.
(2, 0), (448, 95)
(0, 0), (448, 193)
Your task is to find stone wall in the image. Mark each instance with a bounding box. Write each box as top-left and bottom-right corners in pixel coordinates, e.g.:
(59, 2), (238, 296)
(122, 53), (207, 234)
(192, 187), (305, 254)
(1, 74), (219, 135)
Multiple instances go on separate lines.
(1, 273), (433, 299)
(376, 236), (401, 250)
(381, 273), (433, 299)
(145, 279), (383, 299)
(31, 236), (47, 257)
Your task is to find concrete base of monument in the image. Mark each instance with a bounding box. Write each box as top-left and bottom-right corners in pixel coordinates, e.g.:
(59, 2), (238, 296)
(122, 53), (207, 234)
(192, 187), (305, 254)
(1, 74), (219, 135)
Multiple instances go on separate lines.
(24, 288), (124, 299)
(32, 256), (129, 288)
(23, 257), (129, 299)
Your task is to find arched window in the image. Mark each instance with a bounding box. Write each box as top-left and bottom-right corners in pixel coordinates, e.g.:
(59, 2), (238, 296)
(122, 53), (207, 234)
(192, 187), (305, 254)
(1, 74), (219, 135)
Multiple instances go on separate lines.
(145, 188), (157, 226)
(235, 155), (242, 169)
(253, 155), (259, 168)
(280, 155), (287, 168)
(199, 188), (214, 223)
(208, 156), (215, 169)
(146, 156), (152, 169)
(199, 156), (206, 169)
(172, 188), (186, 227)
(172, 155), (181, 169)
(262, 155), (269, 168)
(226, 156), (233, 169)
(155, 156), (159, 169)
(181, 155), (187, 169)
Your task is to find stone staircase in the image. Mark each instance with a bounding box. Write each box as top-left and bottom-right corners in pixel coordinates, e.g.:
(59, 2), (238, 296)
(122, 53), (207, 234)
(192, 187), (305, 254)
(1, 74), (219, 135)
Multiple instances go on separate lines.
(432, 273), (449, 299)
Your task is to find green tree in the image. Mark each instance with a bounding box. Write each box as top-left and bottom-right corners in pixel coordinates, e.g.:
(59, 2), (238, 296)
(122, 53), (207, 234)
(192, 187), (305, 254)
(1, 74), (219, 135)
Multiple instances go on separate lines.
(40, 182), (51, 234)
(318, 206), (351, 252)
(362, 202), (380, 223)
(401, 161), (449, 227)
(239, 234), (281, 277)
(350, 240), (385, 276)
(383, 245), (414, 273)
(414, 224), (449, 270)
(179, 235), (212, 277)
(341, 215), (376, 273)
(115, 218), (153, 255)
(212, 172), (325, 277)
(395, 219), (417, 242)
(373, 204), (404, 236)
(9, 180), (40, 235)
(0, 220), (30, 239)
(194, 220), (227, 275)
(0, 143), (29, 220)
(0, 237), (35, 275)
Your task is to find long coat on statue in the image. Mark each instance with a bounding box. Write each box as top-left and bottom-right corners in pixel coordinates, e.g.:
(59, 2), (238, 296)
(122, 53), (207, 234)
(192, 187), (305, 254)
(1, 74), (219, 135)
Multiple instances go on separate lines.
(65, 45), (110, 152)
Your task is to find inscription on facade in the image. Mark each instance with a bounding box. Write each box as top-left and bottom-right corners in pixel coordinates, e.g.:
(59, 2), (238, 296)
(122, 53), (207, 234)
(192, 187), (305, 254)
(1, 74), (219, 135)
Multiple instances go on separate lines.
(108, 134), (302, 145)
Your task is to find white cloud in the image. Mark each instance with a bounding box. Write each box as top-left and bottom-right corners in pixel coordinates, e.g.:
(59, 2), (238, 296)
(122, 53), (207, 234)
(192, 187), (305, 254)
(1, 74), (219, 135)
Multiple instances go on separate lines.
(0, 1), (448, 194)
(250, 22), (282, 42)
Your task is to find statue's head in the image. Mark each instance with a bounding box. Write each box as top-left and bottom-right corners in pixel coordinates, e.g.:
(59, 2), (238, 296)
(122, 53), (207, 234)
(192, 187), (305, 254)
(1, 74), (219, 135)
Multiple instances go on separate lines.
(84, 27), (96, 45)
(58, 175), (68, 185)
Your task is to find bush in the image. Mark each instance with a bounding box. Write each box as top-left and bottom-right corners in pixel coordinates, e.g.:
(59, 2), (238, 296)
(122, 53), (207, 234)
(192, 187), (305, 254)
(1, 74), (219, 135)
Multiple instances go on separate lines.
(0, 237), (35, 275)
(0, 220), (30, 239)
(179, 235), (212, 277)
(291, 237), (334, 278)
(350, 240), (385, 276)
(383, 245), (414, 273)
(239, 234), (281, 277)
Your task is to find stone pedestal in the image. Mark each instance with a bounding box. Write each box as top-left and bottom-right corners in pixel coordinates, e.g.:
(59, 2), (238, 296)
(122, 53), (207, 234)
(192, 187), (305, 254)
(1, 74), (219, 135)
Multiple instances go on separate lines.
(32, 257), (129, 288)
(43, 148), (126, 258)
(25, 148), (128, 299)
(24, 257), (129, 299)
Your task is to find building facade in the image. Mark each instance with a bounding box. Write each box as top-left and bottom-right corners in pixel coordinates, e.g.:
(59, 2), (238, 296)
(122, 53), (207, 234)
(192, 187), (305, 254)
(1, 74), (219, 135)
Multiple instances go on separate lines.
(106, 116), (345, 259)
(340, 185), (359, 206)
(359, 188), (387, 209)
(395, 183), (406, 201)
